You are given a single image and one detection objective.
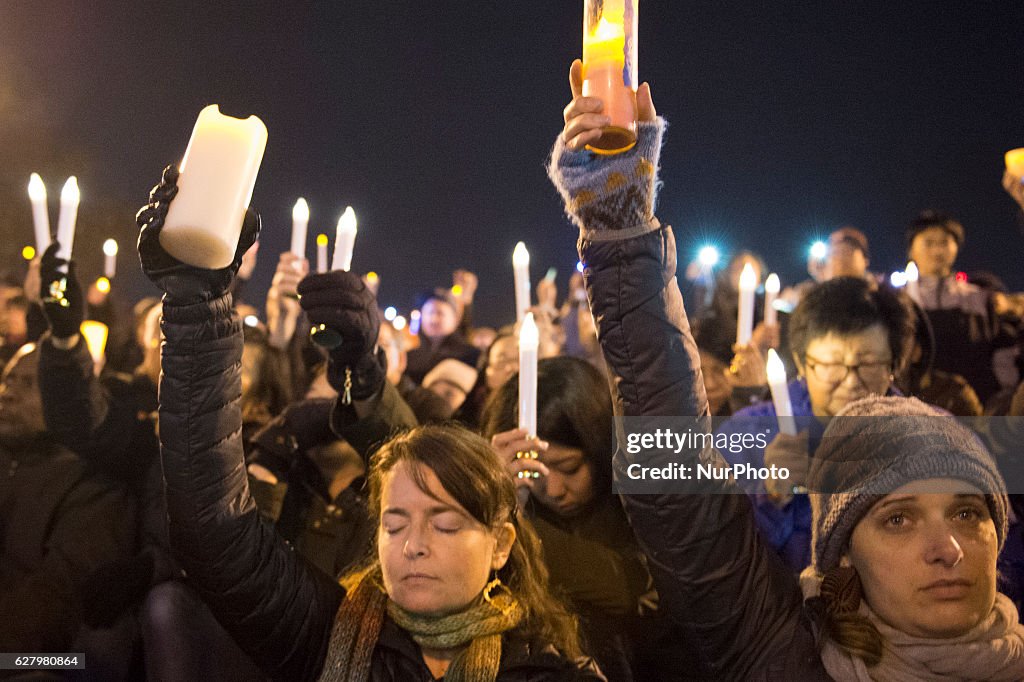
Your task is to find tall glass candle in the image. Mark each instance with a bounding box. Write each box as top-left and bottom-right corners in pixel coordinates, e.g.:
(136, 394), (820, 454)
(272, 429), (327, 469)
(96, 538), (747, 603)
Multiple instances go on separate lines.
(766, 349), (797, 436)
(764, 273), (780, 328)
(582, 0), (638, 155)
(518, 313), (539, 437)
(56, 176), (79, 263)
(103, 239), (118, 278)
(332, 206), (357, 271)
(291, 198), (309, 269)
(161, 105), (268, 269)
(316, 234), (329, 273)
(28, 173), (51, 252)
(513, 242), (531, 322)
(736, 263), (757, 346)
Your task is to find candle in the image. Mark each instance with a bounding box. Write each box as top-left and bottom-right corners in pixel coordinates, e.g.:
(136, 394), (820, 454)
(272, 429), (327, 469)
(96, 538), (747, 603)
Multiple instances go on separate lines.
(161, 105), (268, 269)
(905, 261), (920, 304)
(316, 233), (329, 273)
(513, 241), (531, 322)
(291, 198), (309, 269)
(736, 263), (757, 346)
(764, 273), (780, 328)
(518, 312), (539, 437)
(79, 320), (109, 376)
(582, 0), (638, 154)
(1006, 148), (1024, 176)
(28, 173), (51, 252)
(332, 206), (357, 271)
(766, 348), (797, 436)
(56, 176), (79, 263)
(103, 239), (118, 279)
(410, 309), (421, 336)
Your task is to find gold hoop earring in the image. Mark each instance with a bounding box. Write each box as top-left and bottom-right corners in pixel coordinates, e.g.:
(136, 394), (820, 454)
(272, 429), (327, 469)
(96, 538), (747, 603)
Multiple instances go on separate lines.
(483, 576), (515, 616)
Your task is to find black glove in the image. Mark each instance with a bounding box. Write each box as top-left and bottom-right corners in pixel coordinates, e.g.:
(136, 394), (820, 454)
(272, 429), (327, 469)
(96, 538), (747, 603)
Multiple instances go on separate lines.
(39, 241), (84, 339)
(297, 270), (385, 401)
(137, 164), (261, 305)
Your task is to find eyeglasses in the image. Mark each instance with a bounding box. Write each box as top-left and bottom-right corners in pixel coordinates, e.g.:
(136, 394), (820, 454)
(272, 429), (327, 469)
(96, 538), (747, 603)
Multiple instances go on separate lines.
(804, 354), (893, 385)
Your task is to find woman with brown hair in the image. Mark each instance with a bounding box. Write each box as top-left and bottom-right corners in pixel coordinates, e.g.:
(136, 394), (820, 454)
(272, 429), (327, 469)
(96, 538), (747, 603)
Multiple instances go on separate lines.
(136, 165), (603, 681)
(548, 59), (1024, 679)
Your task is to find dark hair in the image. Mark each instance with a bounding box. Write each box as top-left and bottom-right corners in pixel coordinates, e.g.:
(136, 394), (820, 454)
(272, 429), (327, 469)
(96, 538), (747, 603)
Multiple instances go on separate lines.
(416, 287), (458, 312)
(905, 209), (965, 250)
(789, 277), (914, 376)
(240, 330), (293, 426)
(479, 356), (614, 496)
(352, 424), (582, 657)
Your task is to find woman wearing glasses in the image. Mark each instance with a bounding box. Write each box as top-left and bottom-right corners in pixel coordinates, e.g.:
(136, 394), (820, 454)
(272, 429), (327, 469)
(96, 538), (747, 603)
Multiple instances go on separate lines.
(716, 276), (915, 570)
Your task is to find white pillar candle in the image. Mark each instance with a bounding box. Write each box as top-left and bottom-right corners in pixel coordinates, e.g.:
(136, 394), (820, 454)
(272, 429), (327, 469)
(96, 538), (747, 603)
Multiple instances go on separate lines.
(513, 241), (531, 322)
(291, 198), (309, 269)
(79, 320), (109, 376)
(316, 234), (329, 273)
(764, 273), (780, 328)
(410, 309), (421, 336)
(518, 312), (539, 437)
(736, 263), (757, 346)
(905, 261), (920, 304)
(332, 206), (357, 271)
(28, 173), (51, 252)
(103, 239), (118, 279)
(56, 176), (79, 263)
(766, 348), (797, 436)
(161, 105), (268, 269)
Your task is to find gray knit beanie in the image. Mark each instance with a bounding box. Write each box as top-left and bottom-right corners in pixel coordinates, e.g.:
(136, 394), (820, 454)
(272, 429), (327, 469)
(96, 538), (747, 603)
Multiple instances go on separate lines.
(809, 396), (1008, 574)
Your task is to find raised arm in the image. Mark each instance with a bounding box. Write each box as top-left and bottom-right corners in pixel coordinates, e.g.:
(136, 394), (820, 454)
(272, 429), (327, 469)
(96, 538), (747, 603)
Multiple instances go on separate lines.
(137, 166), (343, 682)
(547, 61), (824, 678)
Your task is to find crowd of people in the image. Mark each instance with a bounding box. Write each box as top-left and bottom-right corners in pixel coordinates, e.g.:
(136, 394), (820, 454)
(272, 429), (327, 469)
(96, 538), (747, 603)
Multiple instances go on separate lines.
(2, 59), (1024, 680)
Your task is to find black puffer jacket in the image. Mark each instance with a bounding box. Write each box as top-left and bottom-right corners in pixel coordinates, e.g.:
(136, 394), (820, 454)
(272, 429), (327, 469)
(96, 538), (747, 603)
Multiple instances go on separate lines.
(158, 295), (604, 681)
(580, 226), (832, 680)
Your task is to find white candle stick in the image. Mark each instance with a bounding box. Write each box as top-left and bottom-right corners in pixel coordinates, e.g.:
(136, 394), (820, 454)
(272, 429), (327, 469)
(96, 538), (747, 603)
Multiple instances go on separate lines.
(160, 105), (268, 269)
(28, 173), (51, 252)
(518, 312), (539, 437)
(513, 241), (531, 322)
(332, 206), (357, 271)
(291, 198), (309, 270)
(316, 234), (329, 273)
(103, 239), (118, 279)
(766, 348), (797, 436)
(56, 176), (79, 263)
(764, 273), (780, 328)
(736, 263), (757, 346)
(905, 261), (920, 304)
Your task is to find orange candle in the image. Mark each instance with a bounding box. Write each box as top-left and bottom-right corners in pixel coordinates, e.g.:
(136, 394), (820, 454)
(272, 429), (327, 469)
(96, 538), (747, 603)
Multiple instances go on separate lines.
(582, 0), (638, 155)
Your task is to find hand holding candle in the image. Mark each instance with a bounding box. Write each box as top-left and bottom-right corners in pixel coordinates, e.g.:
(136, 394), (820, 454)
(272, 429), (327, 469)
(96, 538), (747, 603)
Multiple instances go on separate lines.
(28, 173), (51, 252)
(513, 242), (531, 322)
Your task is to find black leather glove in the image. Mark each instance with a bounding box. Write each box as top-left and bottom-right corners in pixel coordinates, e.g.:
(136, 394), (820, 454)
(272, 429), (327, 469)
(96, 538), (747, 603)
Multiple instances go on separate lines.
(38, 241), (84, 339)
(297, 270), (385, 401)
(137, 164), (261, 305)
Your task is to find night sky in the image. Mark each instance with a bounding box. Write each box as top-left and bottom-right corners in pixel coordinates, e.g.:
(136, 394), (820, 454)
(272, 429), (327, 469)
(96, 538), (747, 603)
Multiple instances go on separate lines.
(1, 2), (1022, 327)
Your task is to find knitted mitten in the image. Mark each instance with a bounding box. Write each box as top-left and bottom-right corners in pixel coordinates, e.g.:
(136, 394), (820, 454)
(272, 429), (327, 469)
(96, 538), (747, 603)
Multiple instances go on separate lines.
(547, 117), (667, 241)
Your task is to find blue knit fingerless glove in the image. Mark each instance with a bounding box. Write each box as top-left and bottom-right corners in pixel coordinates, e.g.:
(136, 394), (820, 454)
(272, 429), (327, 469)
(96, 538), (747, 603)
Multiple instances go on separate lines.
(547, 117), (667, 241)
